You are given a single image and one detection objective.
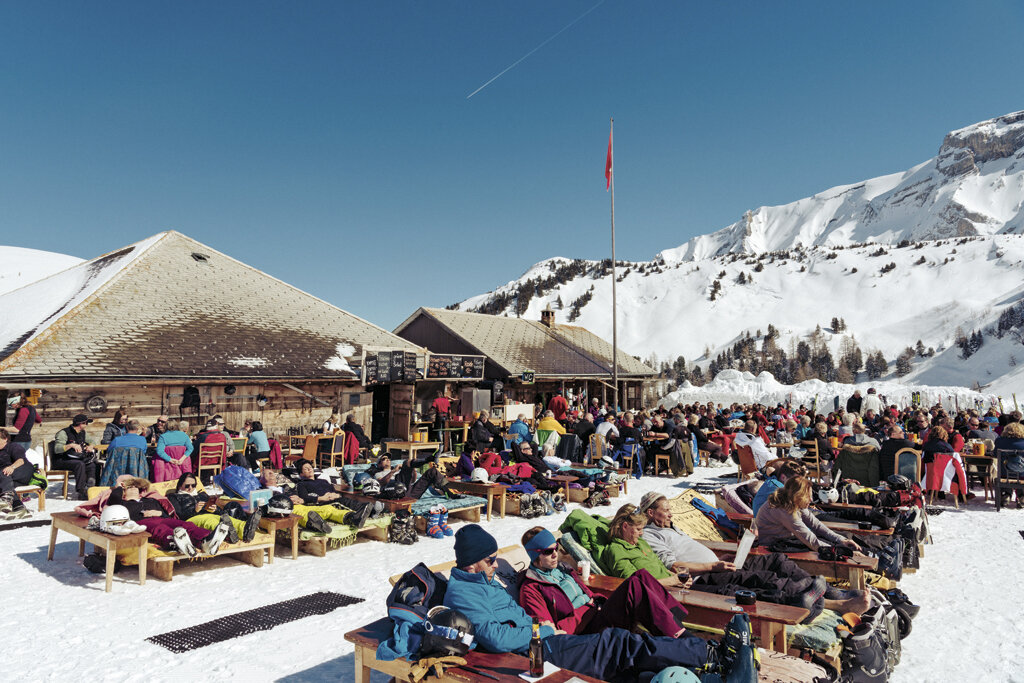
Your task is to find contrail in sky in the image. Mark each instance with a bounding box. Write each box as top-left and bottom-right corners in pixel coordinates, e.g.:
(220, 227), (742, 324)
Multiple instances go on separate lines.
(466, 0), (607, 99)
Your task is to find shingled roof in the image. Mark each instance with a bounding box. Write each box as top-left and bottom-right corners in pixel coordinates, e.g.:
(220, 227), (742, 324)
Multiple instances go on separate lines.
(394, 308), (655, 379)
(0, 231), (420, 382)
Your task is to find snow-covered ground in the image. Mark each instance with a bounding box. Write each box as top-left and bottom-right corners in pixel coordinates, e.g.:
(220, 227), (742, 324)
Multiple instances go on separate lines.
(6, 468), (1022, 682)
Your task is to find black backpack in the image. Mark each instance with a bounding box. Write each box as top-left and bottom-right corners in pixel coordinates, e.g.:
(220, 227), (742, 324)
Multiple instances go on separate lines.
(180, 385), (201, 417)
(386, 562), (446, 623)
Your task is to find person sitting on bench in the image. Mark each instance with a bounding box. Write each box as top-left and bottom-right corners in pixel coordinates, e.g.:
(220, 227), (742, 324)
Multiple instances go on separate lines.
(755, 476), (861, 555)
(443, 524), (707, 682)
(105, 477), (232, 557)
(518, 526), (688, 637)
(165, 472), (262, 544)
(641, 491), (868, 620)
(288, 460), (375, 530)
(0, 428), (34, 519)
(52, 414), (101, 500)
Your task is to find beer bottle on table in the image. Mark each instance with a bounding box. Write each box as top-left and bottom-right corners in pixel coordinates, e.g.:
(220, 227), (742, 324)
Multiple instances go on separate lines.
(529, 618), (544, 677)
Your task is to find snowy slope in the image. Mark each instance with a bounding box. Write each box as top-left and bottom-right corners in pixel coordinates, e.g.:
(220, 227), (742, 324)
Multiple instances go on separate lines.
(456, 111), (1024, 396)
(0, 246), (84, 296)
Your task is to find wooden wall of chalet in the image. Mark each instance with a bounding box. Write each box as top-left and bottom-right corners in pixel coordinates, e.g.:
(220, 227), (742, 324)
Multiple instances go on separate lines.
(3, 382), (372, 448)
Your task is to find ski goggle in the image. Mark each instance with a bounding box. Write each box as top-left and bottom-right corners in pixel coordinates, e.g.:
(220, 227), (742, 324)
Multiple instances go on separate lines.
(424, 622), (475, 648)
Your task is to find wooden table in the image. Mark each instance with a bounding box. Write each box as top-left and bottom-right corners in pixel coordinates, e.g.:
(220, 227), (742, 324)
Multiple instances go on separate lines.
(447, 480), (506, 520)
(260, 513), (301, 559)
(547, 474), (578, 500)
(699, 539), (878, 590)
(48, 511), (150, 593)
(588, 574), (807, 652)
(345, 617), (605, 683)
(964, 454), (996, 500)
(384, 441), (441, 460)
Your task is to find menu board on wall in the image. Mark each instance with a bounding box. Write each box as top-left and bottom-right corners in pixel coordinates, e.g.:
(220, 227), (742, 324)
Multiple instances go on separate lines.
(404, 352), (417, 382)
(424, 354), (485, 379)
(364, 349), (422, 386)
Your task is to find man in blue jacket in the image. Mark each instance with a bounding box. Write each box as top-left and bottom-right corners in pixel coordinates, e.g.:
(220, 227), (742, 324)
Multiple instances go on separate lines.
(443, 524), (706, 682)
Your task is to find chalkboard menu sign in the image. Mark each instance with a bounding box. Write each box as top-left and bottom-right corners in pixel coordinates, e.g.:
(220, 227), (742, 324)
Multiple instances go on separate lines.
(404, 352), (417, 382)
(427, 355), (452, 379)
(390, 351), (404, 383)
(364, 349), (421, 385)
(365, 355), (379, 385)
(424, 354), (485, 379)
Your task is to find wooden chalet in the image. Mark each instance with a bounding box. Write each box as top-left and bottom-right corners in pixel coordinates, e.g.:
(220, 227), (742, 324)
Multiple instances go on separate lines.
(393, 306), (658, 419)
(0, 231), (425, 445)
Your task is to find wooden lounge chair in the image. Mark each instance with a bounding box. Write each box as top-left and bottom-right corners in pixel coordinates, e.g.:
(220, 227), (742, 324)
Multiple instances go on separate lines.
(994, 448), (1024, 511)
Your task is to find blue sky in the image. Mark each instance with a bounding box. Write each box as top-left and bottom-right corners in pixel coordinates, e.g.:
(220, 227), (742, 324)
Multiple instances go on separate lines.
(1, 1), (1022, 329)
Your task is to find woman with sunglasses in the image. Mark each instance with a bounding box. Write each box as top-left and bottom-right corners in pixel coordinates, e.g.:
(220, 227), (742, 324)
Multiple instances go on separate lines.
(165, 472), (262, 544)
(518, 526), (688, 637)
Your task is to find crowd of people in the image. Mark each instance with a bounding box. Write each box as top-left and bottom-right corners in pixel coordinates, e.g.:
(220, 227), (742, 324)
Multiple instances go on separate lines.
(7, 387), (1024, 679)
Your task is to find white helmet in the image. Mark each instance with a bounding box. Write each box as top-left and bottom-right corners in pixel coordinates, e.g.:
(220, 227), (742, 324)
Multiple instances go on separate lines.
(99, 505), (132, 535)
(817, 487), (839, 504)
(470, 468), (490, 484)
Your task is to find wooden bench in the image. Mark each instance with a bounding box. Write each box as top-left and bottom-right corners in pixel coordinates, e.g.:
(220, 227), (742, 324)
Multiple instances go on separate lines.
(345, 617), (605, 683)
(82, 483), (276, 581)
(587, 574), (807, 653)
(391, 545), (807, 655)
(48, 511), (150, 592)
(698, 539), (879, 590)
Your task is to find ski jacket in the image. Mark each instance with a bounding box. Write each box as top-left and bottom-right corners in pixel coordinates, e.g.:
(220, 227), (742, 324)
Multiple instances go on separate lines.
(156, 431), (194, 462)
(600, 537), (672, 580)
(443, 567), (555, 653)
(519, 563), (595, 634)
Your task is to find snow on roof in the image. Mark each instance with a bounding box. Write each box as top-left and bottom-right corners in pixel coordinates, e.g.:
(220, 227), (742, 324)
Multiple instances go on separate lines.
(0, 231), (419, 380)
(0, 246), (85, 297)
(0, 234), (162, 361)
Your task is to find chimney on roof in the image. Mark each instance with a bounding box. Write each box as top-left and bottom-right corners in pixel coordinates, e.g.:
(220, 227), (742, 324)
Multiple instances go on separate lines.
(541, 305), (555, 327)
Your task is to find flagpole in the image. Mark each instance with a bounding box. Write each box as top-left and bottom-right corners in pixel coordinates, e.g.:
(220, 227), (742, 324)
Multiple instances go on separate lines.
(609, 118), (618, 411)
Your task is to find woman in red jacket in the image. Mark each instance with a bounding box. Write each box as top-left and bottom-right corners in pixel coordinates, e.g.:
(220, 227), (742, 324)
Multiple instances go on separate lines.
(517, 526), (687, 637)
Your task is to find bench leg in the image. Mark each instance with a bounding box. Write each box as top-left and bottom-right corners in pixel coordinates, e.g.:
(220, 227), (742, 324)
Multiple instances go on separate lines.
(138, 545), (147, 586)
(291, 526), (299, 559)
(238, 548), (264, 568)
(499, 491), (506, 519)
(38, 489), (46, 512)
(149, 559), (174, 582)
(47, 523), (59, 561)
(485, 493), (492, 521)
(267, 539), (275, 564)
(105, 543), (116, 593)
(760, 621), (784, 652)
(354, 645), (371, 683)
(848, 567), (864, 590)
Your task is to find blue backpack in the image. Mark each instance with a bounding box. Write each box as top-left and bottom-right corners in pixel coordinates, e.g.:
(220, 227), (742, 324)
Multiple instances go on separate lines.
(386, 562), (448, 625)
(214, 465), (262, 501)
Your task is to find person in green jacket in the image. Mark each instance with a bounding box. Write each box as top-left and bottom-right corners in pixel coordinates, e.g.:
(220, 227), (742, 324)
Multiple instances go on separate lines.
(600, 505), (687, 589)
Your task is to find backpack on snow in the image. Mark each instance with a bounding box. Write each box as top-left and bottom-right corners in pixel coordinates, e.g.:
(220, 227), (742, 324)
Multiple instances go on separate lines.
(214, 465), (262, 501)
(838, 589), (902, 682)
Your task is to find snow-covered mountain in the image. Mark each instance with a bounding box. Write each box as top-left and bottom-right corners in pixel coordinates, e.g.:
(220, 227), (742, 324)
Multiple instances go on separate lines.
(660, 110), (1024, 262)
(455, 111), (1024, 397)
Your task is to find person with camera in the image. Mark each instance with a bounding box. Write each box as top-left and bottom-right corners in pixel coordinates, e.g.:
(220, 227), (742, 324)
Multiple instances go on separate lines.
(52, 413), (101, 500)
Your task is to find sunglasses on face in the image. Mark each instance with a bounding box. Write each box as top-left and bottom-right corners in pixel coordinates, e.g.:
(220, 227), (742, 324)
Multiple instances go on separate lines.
(485, 554), (498, 565)
(539, 546), (557, 557)
(180, 483), (197, 491)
